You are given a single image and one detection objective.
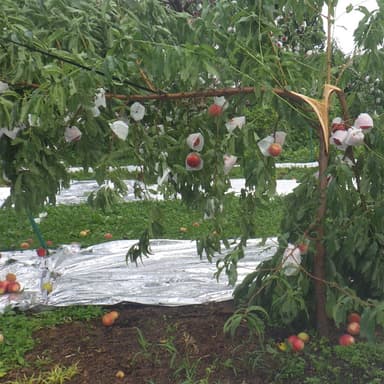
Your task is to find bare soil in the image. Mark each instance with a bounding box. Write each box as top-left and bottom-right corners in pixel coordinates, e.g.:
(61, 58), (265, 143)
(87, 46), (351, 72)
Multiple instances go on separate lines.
(3, 301), (278, 384)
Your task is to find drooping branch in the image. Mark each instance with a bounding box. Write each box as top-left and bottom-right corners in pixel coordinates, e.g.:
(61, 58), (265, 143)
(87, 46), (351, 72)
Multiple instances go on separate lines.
(11, 82), (259, 100)
(105, 86), (258, 101)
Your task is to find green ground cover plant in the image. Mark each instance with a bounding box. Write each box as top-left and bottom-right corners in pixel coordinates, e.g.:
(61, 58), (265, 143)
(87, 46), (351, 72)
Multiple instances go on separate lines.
(0, 306), (103, 378)
(0, 194), (284, 251)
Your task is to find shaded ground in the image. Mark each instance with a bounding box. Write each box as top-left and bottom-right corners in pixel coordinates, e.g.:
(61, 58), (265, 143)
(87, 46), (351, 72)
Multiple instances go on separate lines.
(5, 301), (384, 384)
(3, 301), (274, 384)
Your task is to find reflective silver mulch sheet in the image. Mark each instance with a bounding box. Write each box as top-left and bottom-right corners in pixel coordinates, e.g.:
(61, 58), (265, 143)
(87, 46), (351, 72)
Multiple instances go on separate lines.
(0, 238), (277, 312)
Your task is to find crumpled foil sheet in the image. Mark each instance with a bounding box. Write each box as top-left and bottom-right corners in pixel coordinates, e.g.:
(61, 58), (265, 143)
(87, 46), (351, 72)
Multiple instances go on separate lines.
(0, 169), (304, 311)
(0, 238), (278, 312)
(0, 178), (300, 207)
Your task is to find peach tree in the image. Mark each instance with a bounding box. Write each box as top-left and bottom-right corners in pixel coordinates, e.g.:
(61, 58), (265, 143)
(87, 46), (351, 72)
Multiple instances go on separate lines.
(1, 0), (384, 337)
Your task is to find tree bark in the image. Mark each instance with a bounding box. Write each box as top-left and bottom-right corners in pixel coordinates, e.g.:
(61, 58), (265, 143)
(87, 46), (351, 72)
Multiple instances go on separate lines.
(314, 131), (329, 337)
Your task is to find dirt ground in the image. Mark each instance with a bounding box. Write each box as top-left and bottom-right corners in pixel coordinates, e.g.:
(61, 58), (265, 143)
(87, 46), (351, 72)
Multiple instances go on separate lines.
(3, 301), (277, 384)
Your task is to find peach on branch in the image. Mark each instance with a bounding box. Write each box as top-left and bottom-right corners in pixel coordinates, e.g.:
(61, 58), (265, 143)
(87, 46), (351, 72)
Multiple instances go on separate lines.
(185, 152), (203, 170)
(268, 143), (282, 157)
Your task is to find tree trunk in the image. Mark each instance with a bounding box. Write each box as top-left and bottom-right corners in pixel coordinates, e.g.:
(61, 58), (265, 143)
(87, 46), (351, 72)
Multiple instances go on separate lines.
(314, 133), (329, 337)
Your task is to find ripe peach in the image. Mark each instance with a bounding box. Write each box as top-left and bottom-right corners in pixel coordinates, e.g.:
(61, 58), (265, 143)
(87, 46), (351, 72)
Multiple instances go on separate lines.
(115, 370), (125, 379)
(102, 313), (115, 327)
(79, 229), (90, 237)
(347, 321), (360, 336)
(268, 143), (282, 157)
(208, 104), (222, 117)
(109, 310), (119, 320)
(339, 334), (355, 346)
(186, 152), (202, 169)
(6, 273), (16, 282)
(7, 281), (21, 293)
(297, 332), (310, 343)
(348, 312), (361, 324)
(20, 242), (30, 250)
(0, 281), (9, 294)
(298, 242), (309, 254)
(291, 337), (305, 352)
(36, 247), (47, 257)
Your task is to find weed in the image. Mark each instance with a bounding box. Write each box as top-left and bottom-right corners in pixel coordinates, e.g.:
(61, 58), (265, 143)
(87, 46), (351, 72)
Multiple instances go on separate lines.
(5, 363), (78, 384)
(132, 327), (161, 367)
(173, 356), (201, 383)
(158, 337), (178, 369)
(223, 305), (269, 341)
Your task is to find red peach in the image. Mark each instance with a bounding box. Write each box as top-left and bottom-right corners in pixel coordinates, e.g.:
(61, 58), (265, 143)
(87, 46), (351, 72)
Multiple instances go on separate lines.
(102, 313), (115, 326)
(186, 152), (202, 169)
(347, 321), (360, 336)
(339, 334), (355, 346)
(0, 281), (9, 294)
(208, 104), (223, 117)
(7, 281), (21, 293)
(36, 248), (47, 257)
(268, 143), (282, 157)
(348, 312), (361, 324)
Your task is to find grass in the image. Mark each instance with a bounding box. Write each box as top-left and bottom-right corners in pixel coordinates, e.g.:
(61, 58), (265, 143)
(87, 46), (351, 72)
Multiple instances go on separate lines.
(4, 364), (79, 384)
(0, 195), (284, 251)
(0, 306), (103, 379)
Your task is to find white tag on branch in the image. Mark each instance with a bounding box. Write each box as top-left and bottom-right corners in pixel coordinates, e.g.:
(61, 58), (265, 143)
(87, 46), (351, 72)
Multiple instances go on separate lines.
(186, 133), (204, 151)
(344, 127), (365, 146)
(94, 88), (107, 109)
(0, 127), (18, 140)
(28, 114), (40, 127)
(130, 102), (145, 122)
(91, 106), (101, 117)
(64, 126), (82, 143)
(225, 116), (246, 133)
(109, 120), (129, 140)
(257, 135), (275, 156)
(354, 113), (373, 133)
(157, 167), (171, 186)
(223, 154), (237, 174)
(282, 243), (302, 276)
(92, 88), (107, 117)
(0, 81), (9, 93)
(331, 117), (346, 132)
(0, 123), (26, 140)
(330, 130), (348, 150)
(213, 96), (226, 107)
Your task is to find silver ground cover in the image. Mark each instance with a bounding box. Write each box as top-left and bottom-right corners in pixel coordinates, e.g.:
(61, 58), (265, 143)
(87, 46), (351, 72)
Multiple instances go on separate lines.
(0, 238), (277, 312)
